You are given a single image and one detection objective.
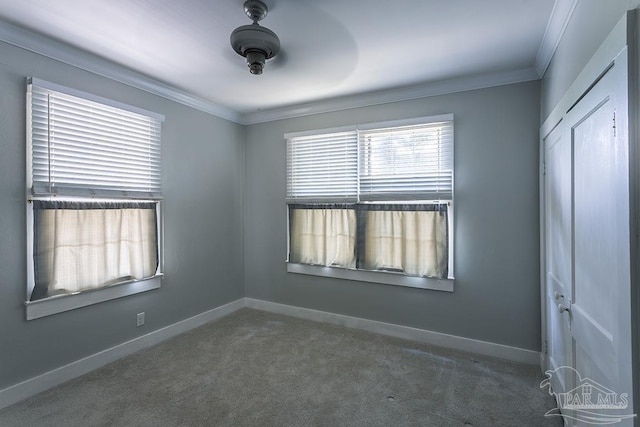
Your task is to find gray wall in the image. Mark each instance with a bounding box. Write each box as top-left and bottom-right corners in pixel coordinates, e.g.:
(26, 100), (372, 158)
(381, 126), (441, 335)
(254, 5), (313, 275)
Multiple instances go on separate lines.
(244, 81), (542, 351)
(0, 16), (551, 392)
(541, 0), (640, 119)
(0, 41), (245, 390)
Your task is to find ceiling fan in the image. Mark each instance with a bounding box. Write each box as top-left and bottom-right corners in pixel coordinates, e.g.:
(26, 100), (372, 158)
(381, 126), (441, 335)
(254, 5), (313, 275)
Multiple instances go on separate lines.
(230, 0), (281, 75)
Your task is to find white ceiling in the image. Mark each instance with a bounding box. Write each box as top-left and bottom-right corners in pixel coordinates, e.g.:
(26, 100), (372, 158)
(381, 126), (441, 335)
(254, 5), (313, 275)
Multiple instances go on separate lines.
(0, 0), (559, 120)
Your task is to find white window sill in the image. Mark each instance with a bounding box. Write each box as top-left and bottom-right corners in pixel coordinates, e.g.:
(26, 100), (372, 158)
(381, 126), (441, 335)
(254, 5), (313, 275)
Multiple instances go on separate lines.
(25, 275), (162, 321)
(286, 263), (453, 292)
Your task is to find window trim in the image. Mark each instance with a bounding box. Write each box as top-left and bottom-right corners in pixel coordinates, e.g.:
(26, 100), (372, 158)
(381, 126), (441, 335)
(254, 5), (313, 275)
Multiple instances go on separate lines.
(28, 77), (165, 121)
(25, 276), (162, 321)
(286, 263), (453, 292)
(286, 201), (454, 291)
(27, 77), (164, 200)
(25, 198), (164, 320)
(283, 114), (453, 140)
(25, 77), (165, 320)
(285, 114), (455, 291)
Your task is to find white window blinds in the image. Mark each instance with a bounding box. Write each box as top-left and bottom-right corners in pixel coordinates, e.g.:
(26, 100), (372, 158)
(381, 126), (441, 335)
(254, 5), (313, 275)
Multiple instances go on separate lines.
(359, 120), (453, 201)
(286, 129), (358, 202)
(28, 78), (164, 199)
(286, 116), (453, 203)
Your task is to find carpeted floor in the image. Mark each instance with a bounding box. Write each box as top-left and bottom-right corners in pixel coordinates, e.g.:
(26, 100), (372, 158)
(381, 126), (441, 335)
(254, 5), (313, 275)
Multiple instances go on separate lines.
(0, 308), (562, 426)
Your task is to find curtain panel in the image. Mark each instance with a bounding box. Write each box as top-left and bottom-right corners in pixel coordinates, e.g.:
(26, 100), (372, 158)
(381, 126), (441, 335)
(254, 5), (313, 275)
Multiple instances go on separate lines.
(289, 203), (448, 279)
(358, 204), (448, 278)
(288, 204), (356, 268)
(31, 201), (158, 301)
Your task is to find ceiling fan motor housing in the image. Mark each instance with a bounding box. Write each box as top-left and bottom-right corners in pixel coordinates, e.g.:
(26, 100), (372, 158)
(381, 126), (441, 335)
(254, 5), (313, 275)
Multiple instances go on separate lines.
(230, 0), (280, 75)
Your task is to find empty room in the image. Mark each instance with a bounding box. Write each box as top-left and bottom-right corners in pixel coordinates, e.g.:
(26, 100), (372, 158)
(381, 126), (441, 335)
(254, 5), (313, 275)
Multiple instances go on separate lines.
(1, 0), (639, 425)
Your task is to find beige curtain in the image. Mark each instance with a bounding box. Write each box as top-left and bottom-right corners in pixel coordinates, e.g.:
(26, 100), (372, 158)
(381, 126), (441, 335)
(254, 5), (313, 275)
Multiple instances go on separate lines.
(363, 210), (447, 278)
(34, 206), (157, 298)
(290, 208), (356, 268)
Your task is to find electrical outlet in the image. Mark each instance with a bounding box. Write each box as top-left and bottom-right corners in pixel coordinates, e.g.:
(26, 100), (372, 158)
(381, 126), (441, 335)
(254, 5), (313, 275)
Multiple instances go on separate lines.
(136, 312), (145, 327)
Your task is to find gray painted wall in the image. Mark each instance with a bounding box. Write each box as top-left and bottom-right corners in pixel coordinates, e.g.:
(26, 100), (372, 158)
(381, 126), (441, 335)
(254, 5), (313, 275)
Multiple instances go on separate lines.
(0, 9), (554, 392)
(0, 41), (245, 390)
(244, 81), (542, 351)
(541, 0), (640, 119)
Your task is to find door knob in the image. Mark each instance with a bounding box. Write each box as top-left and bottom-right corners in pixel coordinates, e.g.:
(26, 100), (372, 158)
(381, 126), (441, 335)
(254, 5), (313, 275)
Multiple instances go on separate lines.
(558, 303), (571, 313)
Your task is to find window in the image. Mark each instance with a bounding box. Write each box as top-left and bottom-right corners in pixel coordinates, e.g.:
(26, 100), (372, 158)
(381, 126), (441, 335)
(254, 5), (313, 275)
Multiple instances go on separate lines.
(286, 115), (454, 291)
(26, 78), (164, 320)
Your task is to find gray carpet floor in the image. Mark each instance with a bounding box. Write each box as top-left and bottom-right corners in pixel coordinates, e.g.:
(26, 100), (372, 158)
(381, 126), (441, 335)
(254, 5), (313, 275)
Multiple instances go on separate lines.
(0, 308), (562, 426)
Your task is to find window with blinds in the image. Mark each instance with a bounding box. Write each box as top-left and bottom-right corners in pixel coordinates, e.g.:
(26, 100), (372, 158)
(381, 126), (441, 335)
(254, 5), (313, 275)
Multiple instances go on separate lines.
(285, 115), (454, 282)
(359, 120), (453, 201)
(25, 78), (165, 320)
(28, 78), (163, 199)
(286, 128), (358, 202)
(286, 115), (453, 203)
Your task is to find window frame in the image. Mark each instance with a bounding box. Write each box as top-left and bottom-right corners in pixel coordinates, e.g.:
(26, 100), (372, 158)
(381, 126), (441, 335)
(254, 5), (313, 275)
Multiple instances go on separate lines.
(25, 78), (165, 320)
(285, 114), (455, 292)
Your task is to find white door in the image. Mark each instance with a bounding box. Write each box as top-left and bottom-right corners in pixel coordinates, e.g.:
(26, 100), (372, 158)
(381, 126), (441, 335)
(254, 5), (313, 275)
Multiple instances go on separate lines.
(544, 50), (634, 425)
(567, 52), (633, 425)
(544, 120), (574, 401)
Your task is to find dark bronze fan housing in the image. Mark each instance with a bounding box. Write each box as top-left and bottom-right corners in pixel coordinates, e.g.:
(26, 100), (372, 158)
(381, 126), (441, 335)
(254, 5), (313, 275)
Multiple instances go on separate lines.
(230, 0), (280, 75)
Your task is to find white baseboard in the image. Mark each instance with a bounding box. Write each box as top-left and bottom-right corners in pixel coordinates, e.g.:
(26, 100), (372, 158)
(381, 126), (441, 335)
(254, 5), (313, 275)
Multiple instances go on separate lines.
(1, 296), (540, 411)
(0, 298), (245, 410)
(244, 298), (540, 365)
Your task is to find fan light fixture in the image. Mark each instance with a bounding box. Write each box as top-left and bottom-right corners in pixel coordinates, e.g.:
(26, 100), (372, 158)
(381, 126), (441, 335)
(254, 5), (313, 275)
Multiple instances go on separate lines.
(230, 0), (280, 75)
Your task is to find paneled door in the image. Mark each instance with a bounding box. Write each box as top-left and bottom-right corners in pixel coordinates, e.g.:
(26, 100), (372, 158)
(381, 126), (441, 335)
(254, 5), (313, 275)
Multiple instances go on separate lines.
(567, 53), (633, 425)
(544, 49), (634, 425)
(544, 119), (573, 406)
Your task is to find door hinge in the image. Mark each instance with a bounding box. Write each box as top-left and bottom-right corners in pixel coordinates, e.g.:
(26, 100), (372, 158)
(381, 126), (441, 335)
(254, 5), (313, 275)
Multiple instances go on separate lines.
(542, 161), (546, 176)
(613, 110), (617, 137)
(544, 339), (548, 355)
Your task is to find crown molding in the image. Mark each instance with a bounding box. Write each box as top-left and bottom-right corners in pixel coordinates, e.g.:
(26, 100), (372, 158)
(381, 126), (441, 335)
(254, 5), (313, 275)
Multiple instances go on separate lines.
(239, 67), (540, 125)
(534, 0), (579, 77)
(0, 17), (545, 127)
(0, 20), (242, 123)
